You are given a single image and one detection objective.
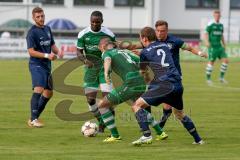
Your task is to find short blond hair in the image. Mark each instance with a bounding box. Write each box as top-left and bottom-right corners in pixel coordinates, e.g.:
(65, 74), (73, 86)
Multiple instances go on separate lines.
(213, 10), (220, 14)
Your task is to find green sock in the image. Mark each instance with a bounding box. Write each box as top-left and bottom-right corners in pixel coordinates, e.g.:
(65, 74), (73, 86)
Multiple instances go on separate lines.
(206, 74), (211, 80)
(101, 111), (119, 138)
(220, 63), (228, 79)
(97, 116), (105, 126)
(206, 64), (213, 80)
(145, 109), (163, 135)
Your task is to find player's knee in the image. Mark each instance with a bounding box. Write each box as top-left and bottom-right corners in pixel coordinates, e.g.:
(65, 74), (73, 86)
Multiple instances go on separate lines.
(98, 98), (110, 109)
(43, 90), (53, 98)
(132, 98), (149, 113)
(207, 63), (213, 69)
(163, 103), (172, 110)
(173, 109), (184, 121)
(131, 105), (139, 113)
(222, 59), (229, 64)
(132, 100), (142, 113)
(34, 87), (44, 94)
(98, 99), (105, 108)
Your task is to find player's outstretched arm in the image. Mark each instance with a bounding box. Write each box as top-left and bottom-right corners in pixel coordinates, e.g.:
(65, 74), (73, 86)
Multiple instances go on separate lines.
(182, 43), (208, 58)
(116, 41), (143, 56)
(117, 41), (143, 50)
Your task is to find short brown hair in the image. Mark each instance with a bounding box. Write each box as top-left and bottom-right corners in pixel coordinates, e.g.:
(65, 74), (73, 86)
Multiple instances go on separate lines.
(155, 20), (168, 28)
(213, 10), (220, 14)
(32, 7), (43, 16)
(140, 27), (157, 42)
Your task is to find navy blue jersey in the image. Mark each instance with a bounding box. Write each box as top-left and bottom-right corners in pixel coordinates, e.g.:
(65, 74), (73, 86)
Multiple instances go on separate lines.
(26, 25), (55, 71)
(140, 41), (181, 83)
(159, 35), (184, 76)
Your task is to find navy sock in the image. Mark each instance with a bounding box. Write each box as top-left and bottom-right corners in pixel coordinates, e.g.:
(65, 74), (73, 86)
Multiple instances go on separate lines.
(159, 108), (172, 128)
(30, 93), (41, 121)
(181, 115), (202, 143)
(145, 106), (151, 113)
(135, 109), (151, 137)
(37, 96), (50, 118)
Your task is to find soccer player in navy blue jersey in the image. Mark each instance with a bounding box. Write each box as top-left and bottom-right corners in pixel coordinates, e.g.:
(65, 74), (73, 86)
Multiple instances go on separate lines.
(131, 27), (203, 145)
(26, 7), (63, 127)
(126, 21), (207, 129)
(155, 20), (207, 128)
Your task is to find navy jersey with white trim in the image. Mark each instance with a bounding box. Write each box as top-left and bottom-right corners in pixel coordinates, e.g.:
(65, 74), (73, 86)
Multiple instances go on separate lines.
(159, 35), (184, 76)
(140, 41), (181, 83)
(26, 25), (55, 71)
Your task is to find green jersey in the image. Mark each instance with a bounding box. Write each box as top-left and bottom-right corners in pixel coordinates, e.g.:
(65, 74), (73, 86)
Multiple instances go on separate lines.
(102, 49), (140, 81)
(205, 21), (224, 47)
(77, 26), (115, 67)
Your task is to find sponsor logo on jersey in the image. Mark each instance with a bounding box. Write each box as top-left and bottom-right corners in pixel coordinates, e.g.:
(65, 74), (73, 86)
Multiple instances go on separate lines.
(167, 43), (173, 49)
(213, 31), (222, 36)
(146, 43), (168, 52)
(47, 32), (51, 38)
(85, 37), (90, 41)
(85, 44), (99, 51)
(40, 40), (51, 46)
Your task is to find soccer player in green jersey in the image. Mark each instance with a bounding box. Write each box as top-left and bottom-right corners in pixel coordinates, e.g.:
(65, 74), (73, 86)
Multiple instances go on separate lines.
(205, 10), (229, 85)
(76, 11), (115, 132)
(97, 38), (168, 143)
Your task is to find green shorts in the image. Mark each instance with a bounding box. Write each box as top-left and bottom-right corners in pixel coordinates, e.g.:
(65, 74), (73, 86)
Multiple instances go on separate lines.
(208, 46), (228, 62)
(106, 73), (146, 105)
(83, 66), (112, 92)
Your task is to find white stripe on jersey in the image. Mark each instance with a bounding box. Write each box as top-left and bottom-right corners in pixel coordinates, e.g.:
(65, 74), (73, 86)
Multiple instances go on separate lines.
(77, 27), (91, 39)
(100, 26), (115, 38)
(77, 26), (115, 39)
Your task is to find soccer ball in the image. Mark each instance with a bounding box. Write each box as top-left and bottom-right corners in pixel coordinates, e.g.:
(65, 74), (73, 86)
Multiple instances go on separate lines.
(81, 121), (98, 137)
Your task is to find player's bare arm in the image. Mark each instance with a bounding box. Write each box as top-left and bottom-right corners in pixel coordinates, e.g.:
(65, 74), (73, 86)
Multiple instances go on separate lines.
(182, 43), (207, 58)
(51, 44), (63, 58)
(76, 48), (93, 67)
(221, 35), (226, 48)
(103, 57), (111, 84)
(116, 40), (141, 49)
(204, 32), (210, 48)
(28, 48), (56, 61)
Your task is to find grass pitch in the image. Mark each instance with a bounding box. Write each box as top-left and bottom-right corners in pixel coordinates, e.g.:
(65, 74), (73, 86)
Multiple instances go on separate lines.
(0, 60), (239, 160)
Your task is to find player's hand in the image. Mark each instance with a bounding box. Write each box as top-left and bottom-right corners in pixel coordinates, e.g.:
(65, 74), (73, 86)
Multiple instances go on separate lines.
(48, 53), (57, 61)
(201, 53), (208, 58)
(198, 51), (208, 58)
(84, 59), (94, 68)
(131, 50), (140, 56)
(58, 50), (64, 59)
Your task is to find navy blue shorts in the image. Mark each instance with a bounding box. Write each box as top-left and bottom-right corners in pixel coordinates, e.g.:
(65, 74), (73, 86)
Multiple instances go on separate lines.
(141, 80), (184, 110)
(29, 64), (52, 90)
